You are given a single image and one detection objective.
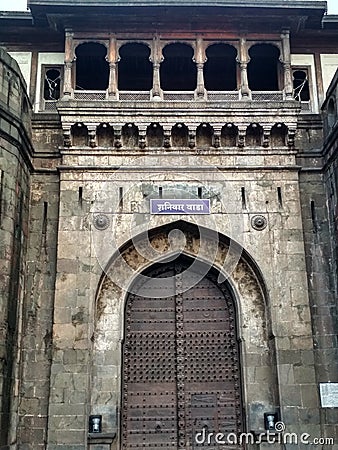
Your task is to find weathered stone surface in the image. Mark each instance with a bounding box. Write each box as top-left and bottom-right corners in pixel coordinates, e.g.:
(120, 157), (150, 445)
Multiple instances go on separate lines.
(0, 4), (338, 447)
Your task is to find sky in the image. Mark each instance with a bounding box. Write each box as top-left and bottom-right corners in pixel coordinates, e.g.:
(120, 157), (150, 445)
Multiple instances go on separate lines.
(0, 0), (338, 12)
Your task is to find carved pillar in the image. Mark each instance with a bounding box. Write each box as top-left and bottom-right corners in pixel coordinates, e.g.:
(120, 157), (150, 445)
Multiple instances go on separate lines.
(281, 30), (293, 99)
(188, 130), (196, 149)
(238, 127), (246, 148)
(108, 36), (119, 100)
(114, 126), (122, 148)
(194, 37), (207, 100)
(138, 125), (147, 149)
(238, 38), (250, 99)
(163, 127), (171, 148)
(88, 125), (97, 148)
(287, 126), (296, 148)
(150, 37), (163, 100)
(213, 125), (222, 148)
(63, 126), (72, 147)
(63, 31), (74, 99)
(263, 126), (270, 148)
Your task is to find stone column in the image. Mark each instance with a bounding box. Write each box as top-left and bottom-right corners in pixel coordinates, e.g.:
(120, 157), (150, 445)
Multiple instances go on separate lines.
(163, 126), (171, 148)
(281, 30), (293, 99)
(238, 37), (250, 99)
(138, 125), (147, 149)
(188, 129), (196, 149)
(263, 126), (270, 148)
(108, 36), (119, 100)
(63, 30), (74, 100)
(150, 36), (163, 100)
(88, 125), (97, 148)
(213, 125), (222, 148)
(287, 126), (296, 148)
(194, 37), (207, 100)
(63, 126), (72, 148)
(114, 126), (122, 148)
(238, 126), (246, 148)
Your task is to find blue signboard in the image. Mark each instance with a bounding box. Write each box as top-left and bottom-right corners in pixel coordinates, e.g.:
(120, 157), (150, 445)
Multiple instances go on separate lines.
(150, 199), (210, 215)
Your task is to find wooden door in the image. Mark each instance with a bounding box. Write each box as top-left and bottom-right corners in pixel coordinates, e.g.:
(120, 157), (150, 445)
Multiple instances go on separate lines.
(122, 261), (243, 449)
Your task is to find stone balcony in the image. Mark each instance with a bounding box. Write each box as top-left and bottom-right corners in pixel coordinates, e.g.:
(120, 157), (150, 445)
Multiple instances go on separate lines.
(52, 91), (301, 151)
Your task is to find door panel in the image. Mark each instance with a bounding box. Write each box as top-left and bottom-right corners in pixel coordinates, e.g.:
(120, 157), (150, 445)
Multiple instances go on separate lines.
(122, 261), (243, 449)
(122, 270), (178, 449)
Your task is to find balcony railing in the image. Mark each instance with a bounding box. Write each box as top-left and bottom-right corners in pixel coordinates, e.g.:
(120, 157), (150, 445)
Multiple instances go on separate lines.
(208, 91), (240, 101)
(71, 90), (285, 102)
(300, 100), (311, 112)
(74, 90), (107, 100)
(119, 91), (150, 101)
(43, 100), (58, 111)
(251, 91), (284, 101)
(39, 89), (307, 112)
(162, 91), (195, 101)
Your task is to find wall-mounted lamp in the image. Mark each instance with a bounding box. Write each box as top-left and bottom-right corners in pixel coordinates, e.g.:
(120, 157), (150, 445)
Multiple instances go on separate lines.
(89, 415), (102, 433)
(264, 412), (278, 431)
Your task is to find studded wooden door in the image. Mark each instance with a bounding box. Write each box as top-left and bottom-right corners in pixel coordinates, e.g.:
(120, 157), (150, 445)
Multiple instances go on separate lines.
(122, 261), (243, 449)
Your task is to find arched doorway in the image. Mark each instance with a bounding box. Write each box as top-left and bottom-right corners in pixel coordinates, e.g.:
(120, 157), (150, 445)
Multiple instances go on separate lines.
(121, 257), (244, 449)
(160, 43), (197, 91)
(75, 42), (109, 90)
(118, 43), (153, 91)
(247, 44), (281, 91)
(204, 43), (238, 91)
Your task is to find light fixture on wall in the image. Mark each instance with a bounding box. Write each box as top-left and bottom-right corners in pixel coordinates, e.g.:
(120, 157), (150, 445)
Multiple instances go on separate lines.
(89, 415), (102, 433)
(263, 412), (278, 431)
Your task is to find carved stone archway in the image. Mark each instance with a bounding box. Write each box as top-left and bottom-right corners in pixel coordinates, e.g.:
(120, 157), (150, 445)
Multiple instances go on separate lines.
(91, 221), (279, 448)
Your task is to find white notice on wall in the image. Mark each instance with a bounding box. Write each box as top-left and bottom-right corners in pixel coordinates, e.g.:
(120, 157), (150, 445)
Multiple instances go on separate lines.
(319, 383), (338, 408)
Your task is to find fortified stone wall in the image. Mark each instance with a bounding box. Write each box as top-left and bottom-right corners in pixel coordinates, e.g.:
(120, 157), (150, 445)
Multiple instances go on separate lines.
(298, 170), (338, 438)
(295, 75), (338, 440)
(319, 69), (338, 440)
(16, 172), (60, 450)
(44, 144), (319, 448)
(0, 48), (62, 450)
(322, 68), (338, 296)
(0, 48), (32, 448)
(0, 6), (338, 443)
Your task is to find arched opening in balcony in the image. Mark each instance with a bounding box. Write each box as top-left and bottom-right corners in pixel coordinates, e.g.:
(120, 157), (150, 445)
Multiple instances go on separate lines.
(246, 124), (263, 147)
(160, 43), (196, 91)
(71, 123), (88, 147)
(122, 123), (139, 148)
(171, 123), (189, 147)
(270, 123), (288, 147)
(196, 123), (213, 148)
(75, 42), (109, 90)
(204, 44), (237, 91)
(248, 44), (281, 91)
(118, 43), (153, 91)
(97, 124), (114, 147)
(221, 124), (238, 147)
(147, 123), (164, 147)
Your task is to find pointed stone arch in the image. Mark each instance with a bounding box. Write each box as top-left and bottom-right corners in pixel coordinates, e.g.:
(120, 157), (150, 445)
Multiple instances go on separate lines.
(91, 220), (280, 446)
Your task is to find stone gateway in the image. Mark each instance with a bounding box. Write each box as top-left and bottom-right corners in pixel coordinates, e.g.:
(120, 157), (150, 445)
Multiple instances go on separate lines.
(0, 0), (337, 449)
